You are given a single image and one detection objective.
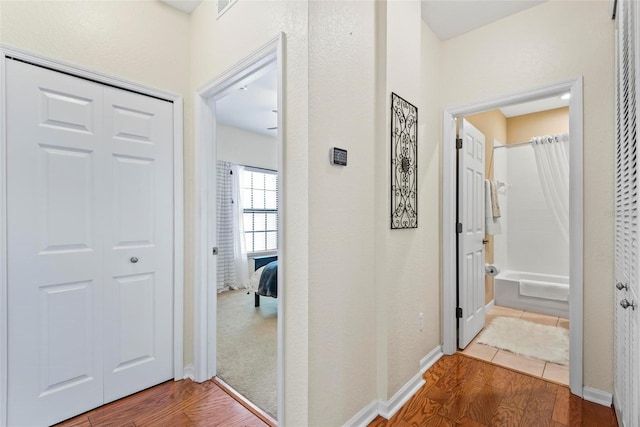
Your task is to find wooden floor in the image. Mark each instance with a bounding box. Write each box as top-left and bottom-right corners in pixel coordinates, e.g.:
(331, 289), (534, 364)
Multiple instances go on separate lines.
(54, 378), (268, 427)
(54, 353), (617, 427)
(369, 353), (617, 427)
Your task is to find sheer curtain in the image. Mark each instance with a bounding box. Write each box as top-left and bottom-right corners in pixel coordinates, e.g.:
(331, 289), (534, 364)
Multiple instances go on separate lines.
(531, 133), (570, 242)
(231, 164), (249, 289)
(216, 161), (249, 291)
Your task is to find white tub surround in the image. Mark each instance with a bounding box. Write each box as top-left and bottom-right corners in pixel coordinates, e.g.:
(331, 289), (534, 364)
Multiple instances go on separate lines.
(494, 270), (569, 317)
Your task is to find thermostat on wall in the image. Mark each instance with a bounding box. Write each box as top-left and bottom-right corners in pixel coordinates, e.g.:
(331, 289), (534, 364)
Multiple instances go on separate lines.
(330, 147), (348, 166)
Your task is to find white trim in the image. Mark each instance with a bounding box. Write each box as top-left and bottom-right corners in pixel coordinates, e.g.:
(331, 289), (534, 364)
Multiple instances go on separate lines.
(613, 393), (623, 425)
(442, 77), (584, 397)
(172, 97), (185, 381)
(1, 45), (180, 102)
(485, 299), (495, 312)
(377, 372), (425, 420)
(583, 387), (613, 407)
(193, 34), (284, 423)
(275, 34), (286, 424)
(0, 47), (7, 427)
(345, 346), (443, 426)
(442, 111), (457, 356)
(419, 345), (444, 374)
(183, 364), (195, 381)
(343, 400), (379, 427)
(0, 45), (186, 426)
(568, 77), (584, 397)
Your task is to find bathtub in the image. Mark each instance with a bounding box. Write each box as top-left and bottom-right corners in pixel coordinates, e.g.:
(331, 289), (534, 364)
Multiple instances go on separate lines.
(494, 270), (569, 318)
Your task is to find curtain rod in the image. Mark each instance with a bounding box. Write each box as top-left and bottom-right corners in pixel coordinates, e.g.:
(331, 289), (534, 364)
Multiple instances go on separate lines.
(493, 141), (532, 150)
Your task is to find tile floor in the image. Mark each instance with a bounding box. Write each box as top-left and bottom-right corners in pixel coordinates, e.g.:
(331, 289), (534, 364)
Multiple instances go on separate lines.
(460, 305), (570, 385)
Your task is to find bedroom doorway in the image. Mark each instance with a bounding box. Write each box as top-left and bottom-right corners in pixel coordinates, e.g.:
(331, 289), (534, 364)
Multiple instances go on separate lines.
(193, 35), (284, 426)
(213, 66), (279, 421)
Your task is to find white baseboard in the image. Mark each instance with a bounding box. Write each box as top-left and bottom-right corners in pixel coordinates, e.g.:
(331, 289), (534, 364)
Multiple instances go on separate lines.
(486, 299), (495, 311)
(183, 364), (195, 380)
(344, 345), (444, 426)
(343, 400), (379, 427)
(377, 345), (443, 420)
(378, 372), (425, 420)
(583, 387), (613, 407)
(420, 345), (443, 374)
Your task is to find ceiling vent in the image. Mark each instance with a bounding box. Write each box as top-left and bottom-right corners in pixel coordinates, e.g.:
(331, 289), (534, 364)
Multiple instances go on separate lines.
(218, 0), (238, 18)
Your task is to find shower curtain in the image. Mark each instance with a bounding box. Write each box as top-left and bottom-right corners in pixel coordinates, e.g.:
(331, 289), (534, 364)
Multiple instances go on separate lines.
(531, 133), (570, 242)
(216, 161), (249, 292)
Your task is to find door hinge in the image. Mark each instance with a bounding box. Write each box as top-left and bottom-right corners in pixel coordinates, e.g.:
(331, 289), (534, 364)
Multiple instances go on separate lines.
(457, 223), (463, 233)
(456, 307), (463, 318)
(212, 247), (219, 255)
(456, 138), (463, 149)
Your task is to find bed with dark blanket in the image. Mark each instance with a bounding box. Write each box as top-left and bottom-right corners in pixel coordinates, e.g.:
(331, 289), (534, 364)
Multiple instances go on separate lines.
(251, 256), (277, 307)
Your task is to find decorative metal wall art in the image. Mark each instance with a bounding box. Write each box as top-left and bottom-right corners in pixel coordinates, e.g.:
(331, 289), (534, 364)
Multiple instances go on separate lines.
(390, 92), (418, 229)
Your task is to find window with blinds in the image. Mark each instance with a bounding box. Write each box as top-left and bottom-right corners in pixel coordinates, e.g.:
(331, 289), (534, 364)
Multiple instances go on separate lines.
(241, 168), (278, 254)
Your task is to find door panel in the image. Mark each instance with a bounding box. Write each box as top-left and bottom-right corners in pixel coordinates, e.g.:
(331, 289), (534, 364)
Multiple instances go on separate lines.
(39, 145), (94, 252)
(111, 154), (155, 246)
(458, 119), (486, 349)
(7, 59), (104, 427)
(102, 86), (173, 403)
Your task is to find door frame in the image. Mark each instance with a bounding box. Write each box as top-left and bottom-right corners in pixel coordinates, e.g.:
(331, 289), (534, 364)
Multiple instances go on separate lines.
(192, 33), (284, 420)
(442, 77), (584, 397)
(0, 45), (185, 425)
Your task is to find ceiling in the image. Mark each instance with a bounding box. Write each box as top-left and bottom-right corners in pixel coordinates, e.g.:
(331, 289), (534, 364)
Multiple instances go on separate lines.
(421, 0), (546, 41)
(216, 68), (278, 137)
(160, 0), (202, 14)
(162, 0), (553, 134)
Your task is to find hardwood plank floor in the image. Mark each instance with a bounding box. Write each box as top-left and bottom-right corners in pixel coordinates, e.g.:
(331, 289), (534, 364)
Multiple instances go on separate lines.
(54, 353), (616, 427)
(54, 379), (268, 427)
(369, 354), (618, 427)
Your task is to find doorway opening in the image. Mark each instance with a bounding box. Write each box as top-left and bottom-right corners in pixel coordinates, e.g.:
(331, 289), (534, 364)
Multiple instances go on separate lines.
(457, 101), (571, 385)
(192, 35), (284, 426)
(442, 77), (584, 397)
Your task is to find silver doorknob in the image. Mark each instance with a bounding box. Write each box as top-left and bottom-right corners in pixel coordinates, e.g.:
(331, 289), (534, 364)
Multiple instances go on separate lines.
(130, 257), (139, 263)
(616, 282), (629, 291)
(620, 299), (636, 310)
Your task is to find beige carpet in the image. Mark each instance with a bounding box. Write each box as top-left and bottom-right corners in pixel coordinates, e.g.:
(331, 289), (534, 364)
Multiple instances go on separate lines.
(217, 289), (277, 419)
(477, 316), (569, 365)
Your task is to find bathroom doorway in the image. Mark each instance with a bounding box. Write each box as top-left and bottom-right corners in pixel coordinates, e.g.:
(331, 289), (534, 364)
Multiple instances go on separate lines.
(442, 78), (584, 397)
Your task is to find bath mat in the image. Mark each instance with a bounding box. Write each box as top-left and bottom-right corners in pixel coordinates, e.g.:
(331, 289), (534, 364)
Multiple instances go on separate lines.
(477, 316), (569, 365)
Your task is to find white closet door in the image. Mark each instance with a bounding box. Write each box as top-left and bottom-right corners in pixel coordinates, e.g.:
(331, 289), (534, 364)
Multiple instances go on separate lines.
(457, 119), (486, 349)
(102, 86), (174, 403)
(615, 0), (640, 425)
(6, 60), (106, 427)
(6, 59), (174, 426)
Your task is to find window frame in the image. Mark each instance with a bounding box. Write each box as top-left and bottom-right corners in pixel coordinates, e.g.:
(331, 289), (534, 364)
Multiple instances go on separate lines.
(240, 166), (278, 256)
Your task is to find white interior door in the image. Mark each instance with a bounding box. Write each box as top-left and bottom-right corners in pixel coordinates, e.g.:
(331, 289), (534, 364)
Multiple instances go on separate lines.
(102, 85), (174, 403)
(6, 59), (174, 426)
(457, 119), (486, 349)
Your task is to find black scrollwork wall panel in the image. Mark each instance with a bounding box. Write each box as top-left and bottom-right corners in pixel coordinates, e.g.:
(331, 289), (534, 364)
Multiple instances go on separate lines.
(390, 92), (418, 229)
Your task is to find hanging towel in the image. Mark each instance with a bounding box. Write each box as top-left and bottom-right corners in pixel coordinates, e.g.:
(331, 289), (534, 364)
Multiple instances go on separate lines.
(489, 180), (501, 218)
(519, 279), (569, 302)
(485, 179), (502, 235)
